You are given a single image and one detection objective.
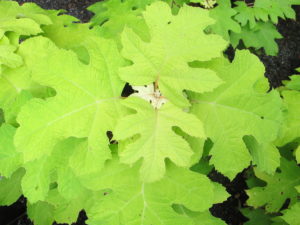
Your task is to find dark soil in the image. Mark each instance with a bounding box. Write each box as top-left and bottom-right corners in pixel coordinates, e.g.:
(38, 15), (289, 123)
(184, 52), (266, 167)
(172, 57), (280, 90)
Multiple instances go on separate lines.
(259, 6), (300, 88)
(2, 0), (300, 225)
(209, 170), (249, 225)
(17, 0), (100, 22)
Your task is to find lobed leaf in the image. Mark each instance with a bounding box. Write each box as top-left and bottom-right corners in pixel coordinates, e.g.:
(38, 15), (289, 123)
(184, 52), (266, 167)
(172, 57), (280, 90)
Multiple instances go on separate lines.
(190, 51), (282, 179)
(16, 36), (126, 165)
(84, 158), (227, 225)
(114, 97), (205, 182)
(247, 158), (300, 213)
(120, 1), (227, 108)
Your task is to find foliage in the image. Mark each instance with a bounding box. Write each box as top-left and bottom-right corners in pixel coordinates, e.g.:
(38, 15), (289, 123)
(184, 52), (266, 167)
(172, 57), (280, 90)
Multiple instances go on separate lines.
(0, 1), (299, 225)
(88, 0), (300, 55)
(231, 0), (299, 55)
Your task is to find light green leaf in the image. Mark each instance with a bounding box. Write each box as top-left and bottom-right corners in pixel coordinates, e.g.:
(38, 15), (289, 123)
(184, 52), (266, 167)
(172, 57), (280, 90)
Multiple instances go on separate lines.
(27, 201), (55, 225)
(212, 182), (230, 203)
(15, 36), (126, 165)
(47, 138), (87, 200)
(85, 159), (220, 225)
(276, 90), (300, 146)
(286, 68), (300, 91)
(0, 66), (33, 124)
(69, 139), (109, 177)
(48, 137), (95, 179)
(0, 18), (42, 36)
(46, 189), (91, 224)
(2, 90), (33, 126)
(190, 51), (283, 179)
(296, 146), (300, 164)
(0, 168), (25, 206)
(0, 44), (22, 70)
(21, 157), (51, 203)
(120, 1), (227, 108)
(247, 158), (300, 213)
(0, 124), (22, 177)
(0, 1), (52, 36)
(56, 167), (87, 200)
(173, 206), (226, 225)
(25, 136), (107, 212)
(243, 135), (280, 175)
(42, 23), (101, 64)
(286, 76), (300, 91)
(115, 97), (205, 182)
(282, 202), (300, 225)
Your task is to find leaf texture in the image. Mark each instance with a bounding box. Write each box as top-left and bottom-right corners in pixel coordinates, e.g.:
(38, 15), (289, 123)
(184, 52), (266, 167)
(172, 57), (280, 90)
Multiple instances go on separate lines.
(115, 97), (205, 182)
(16, 36), (126, 165)
(247, 158), (300, 212)
(84, 158), (227, 225)
(190, 51), (282, 179)
(120, 1), (227, 107)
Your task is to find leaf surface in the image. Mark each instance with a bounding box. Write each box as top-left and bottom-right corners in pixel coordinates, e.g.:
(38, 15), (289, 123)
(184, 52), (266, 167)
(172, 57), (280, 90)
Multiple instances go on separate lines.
(85, 158), (225, 225)
(88, 0), (154, 39)
(0, 168), (24, 206)
(0, 124), (22, 177)
(115, 97), (205, 182)
(286, 68), (300, 91)
(120, 1), (227, 107)
(16, 36), (125, 165)
(282, 202), (300, 225)
(243, 135), (280, 175)
(209, 0), (241, 41)
(231, 22), (282, 56)
(190, 51), (282, 179)
(247, 158), (300, 212)
(276, 90), (300, 146)
(0, 1), (52, 36)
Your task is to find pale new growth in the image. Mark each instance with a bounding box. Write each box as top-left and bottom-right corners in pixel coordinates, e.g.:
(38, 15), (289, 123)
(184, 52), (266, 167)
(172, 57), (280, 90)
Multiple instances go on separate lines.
(132, 84), (167, 109)
(202, 0), (217, 8)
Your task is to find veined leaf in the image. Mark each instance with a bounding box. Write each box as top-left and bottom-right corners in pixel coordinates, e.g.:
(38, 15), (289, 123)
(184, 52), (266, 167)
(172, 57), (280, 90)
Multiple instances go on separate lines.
(114, 97), (205, 182)
(0, 1), (51, 36)
(190, 51), (282, 179)
(120, 1), (227, 108)
(84, 158), (227, 225)
(15, 36), (126, 166)
(0, 1), (78, 125)
(247, 158), (300, 213)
